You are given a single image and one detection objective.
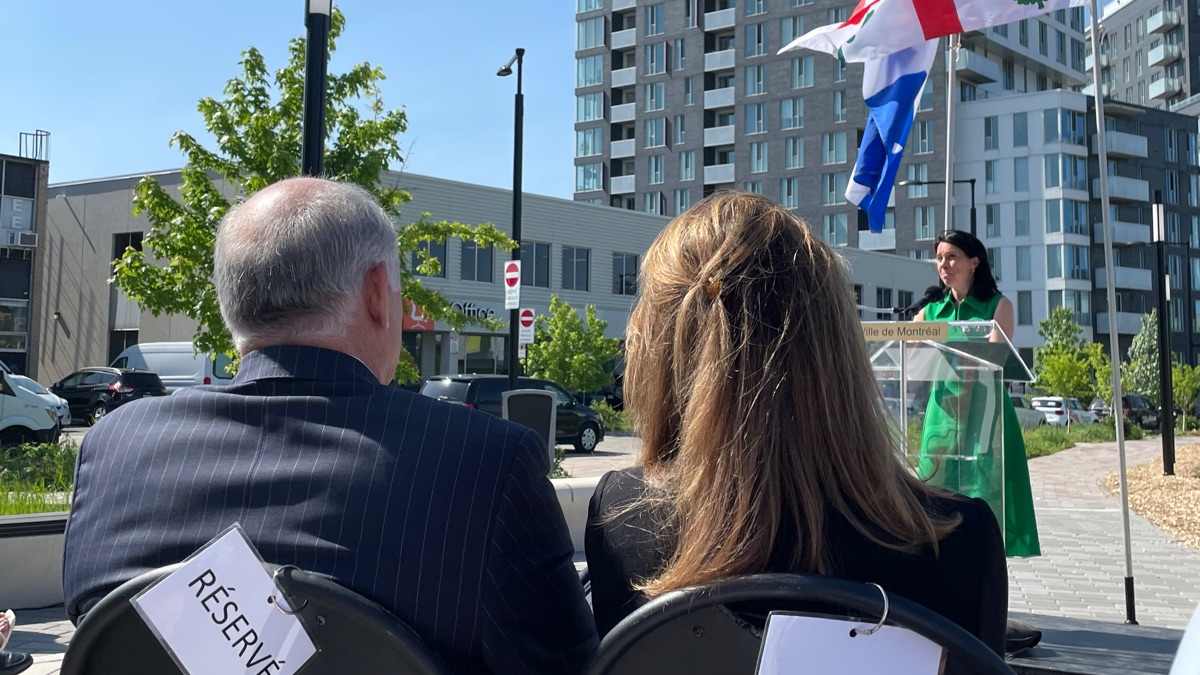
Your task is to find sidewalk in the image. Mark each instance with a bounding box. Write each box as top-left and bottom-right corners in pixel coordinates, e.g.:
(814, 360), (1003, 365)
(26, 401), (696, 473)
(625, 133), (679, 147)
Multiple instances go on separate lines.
(8, 435), (1199, 673)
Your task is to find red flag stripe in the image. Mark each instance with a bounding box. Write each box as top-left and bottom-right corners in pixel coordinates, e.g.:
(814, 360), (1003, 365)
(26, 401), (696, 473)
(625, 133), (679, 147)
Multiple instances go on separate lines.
(912, 0), (964, 39)
(839, 0), (881, 29)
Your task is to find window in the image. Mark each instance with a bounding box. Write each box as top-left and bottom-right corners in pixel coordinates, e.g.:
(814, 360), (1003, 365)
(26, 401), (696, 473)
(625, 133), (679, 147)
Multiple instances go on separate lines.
(918, 84), (934, 112)
(781, 177), (799, 208)
(824, 213), (849, 245)
(577, 17), (604, 50)
(1012, 246), (1031, 282)
(674, 38), (686, 70)
(743, 181), (763, 194)
(785, 136), (804, 169)
(833, 91), (847, 122)
(520, 242), (550, 287)
(673, 114), (686, 145)
(986, 204), (1002, 237)
(1166, 129), (1178, 162)
(674, 189), (691, 214)
(575, 128), (602, 158)
(644, 3), (665, 35)
(648, 154), (664, 184)
(822, 132), (847, 164)
(1045, 199), (1061, 233)
(1017, 291), (1033, 325)
(833, 59), (847, 83)
(685, 0), (697, 27)
(781, 16), (804, 44)
(562, 247), (591, 291)
(746, 0), (766, 15)
(1013, 112), (1028, 147)
(751, 142), (768, 173)
(1019, 19), (1029, 46)
(898, 290), (913, 311)
(1047, 244), (1062, 277)
(915, 206), (935, 239)
(576, 92), (604, 122)
(684, 77), (695, 105)
(1012, 157), (1029, 192)
(792, 56), (814, 88)
(913, 120), (933, 154)
(460, 241), (493, 282)
(1003, 59), (1015, 90)
(822, 173), (848, 205)
(745, 65), (767, 95)
(644, 42), (666, 75)
(577, 0), (602, 10)
(1166, 171), (1180, 204)
(780, 97), (803, 129)
(989, 248), (1002, 281)
(644, 82), (665, 111)
(906, 164), (928, 197)
(746, 103), (766, 134)
(876, 287), (893, 310)
(577, 55), (604, 87)
(576, 163), (602, 192)
(1015, 201), (1030, 236)
(644, 118), (665, 147)
(1062, 199), (1087, 235)
(828, 6), (848, 22)
(984, 117), (999, 150)
(745, 23), (767, 56)
(1044, 155), (1060, 188)
(643, 191), (663, 215)
(412, 240), (447, 278)
(680, 151), (696, 181)
(985, 160), (998, 194)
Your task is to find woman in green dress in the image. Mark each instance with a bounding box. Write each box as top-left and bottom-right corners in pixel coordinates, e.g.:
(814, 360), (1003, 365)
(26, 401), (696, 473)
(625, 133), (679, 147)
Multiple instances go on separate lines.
(915, 229), (1040, 558)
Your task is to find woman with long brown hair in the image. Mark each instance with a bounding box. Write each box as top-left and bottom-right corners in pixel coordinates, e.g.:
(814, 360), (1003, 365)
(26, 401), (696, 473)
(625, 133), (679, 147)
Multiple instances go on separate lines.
(585, 193), (1007, 655)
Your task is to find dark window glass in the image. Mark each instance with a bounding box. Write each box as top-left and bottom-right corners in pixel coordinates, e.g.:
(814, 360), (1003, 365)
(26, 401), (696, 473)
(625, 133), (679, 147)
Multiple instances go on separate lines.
(1, 161), (35, 198)
(420, 379), (469, 401)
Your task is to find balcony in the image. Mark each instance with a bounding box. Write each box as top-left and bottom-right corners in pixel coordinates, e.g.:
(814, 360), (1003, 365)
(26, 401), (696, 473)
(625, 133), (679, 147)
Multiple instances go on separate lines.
(611, 66), (636, 88)
(704, 7), (736, 30)
(858, 230), (896, 251)
(1096, 312), (1146, 335)
(704, 49), (736, 72)
(1085, 53), (1110, 71)
(610, 28), (636, 51)
(703, 163), (735, 184)
(703, 124), (735, 146)
(612, 0), (636, 10)
(1148, 10), (1180, 33)
(1094, 175), (1150, 202)
(949, 49), (1001, 83)
(1081, 82), (1116, 98)
(610, 138), (635, 159)
(1093, 130), (1148, 159)
(1092, 219), (1151, 246)
(703, 86), (735, 109)
(610, 175), (635, 195)
(1095, 266), (1153, 292)
(1149, 43), (1182, 67)
(1150, 77), (1183, 100)
(611, 102), (636, 124)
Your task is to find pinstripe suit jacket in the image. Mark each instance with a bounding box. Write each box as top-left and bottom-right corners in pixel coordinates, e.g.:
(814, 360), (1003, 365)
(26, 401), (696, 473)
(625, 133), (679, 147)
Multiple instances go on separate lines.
(63, 345), (597, 673)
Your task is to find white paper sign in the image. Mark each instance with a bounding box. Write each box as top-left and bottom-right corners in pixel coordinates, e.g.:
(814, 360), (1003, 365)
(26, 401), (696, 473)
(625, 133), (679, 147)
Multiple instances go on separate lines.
(756, 612), (945, 675)
(131, 524), (318, 675)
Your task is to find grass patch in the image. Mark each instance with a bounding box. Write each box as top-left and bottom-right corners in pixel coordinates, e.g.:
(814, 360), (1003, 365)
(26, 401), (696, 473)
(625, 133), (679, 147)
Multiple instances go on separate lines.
(0, 439), (77, 516)
(591, 401), (632, 433)
(1023, 419), (1143, 459)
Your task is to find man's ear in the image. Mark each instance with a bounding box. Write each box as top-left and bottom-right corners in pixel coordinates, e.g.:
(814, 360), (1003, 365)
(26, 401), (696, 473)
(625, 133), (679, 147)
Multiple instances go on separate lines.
(363, 263), (392, 330)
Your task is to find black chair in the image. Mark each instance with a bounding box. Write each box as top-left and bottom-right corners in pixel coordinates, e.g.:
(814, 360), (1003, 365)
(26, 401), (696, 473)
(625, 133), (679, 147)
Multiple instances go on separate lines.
(587, 573), (1013, 675)
(62, 563), (447, 675)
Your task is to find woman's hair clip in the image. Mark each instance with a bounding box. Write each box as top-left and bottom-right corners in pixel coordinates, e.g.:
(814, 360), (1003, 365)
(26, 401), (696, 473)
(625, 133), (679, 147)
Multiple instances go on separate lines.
(706, 278), (722, 301)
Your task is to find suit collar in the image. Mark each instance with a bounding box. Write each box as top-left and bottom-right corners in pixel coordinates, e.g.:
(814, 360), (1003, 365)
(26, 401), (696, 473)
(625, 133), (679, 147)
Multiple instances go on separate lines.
(927, 292), (991, 320)
(233, 345), (380, 386)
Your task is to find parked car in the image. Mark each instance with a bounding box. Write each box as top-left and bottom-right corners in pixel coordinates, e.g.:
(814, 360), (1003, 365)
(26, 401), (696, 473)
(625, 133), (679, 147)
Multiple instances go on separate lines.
(1088, 398), (1113, 420)
(419, 375), (605, 452)
(0, 372), (60, 446)
(1031, 396), (1100, 426)
(110, 342), (235, 393)
(50, 367), (168, 425)
(9, 374), (71, 427)
(1009, 394), (1047, 430)
(1121, 394), (1159, 430)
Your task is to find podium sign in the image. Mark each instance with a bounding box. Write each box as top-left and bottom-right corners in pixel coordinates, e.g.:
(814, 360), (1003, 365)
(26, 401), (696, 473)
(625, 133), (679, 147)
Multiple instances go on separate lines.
(502, 389), (557, 465)
(865, 320), (1034, 540)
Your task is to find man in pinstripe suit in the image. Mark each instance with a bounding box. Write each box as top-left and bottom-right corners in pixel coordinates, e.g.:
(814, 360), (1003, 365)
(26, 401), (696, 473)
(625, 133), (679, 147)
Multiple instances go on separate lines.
(63, 177), (598, 673)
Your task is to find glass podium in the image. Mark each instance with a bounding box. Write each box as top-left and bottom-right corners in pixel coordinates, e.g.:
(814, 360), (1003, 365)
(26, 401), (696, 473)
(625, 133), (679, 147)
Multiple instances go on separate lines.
(864, 320), (1034, 540)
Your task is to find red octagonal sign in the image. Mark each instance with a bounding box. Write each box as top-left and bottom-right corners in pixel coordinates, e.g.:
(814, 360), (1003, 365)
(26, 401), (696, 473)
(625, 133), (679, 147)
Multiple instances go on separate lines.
(519, 308), (535, 327)
(505, 262), (520, 288)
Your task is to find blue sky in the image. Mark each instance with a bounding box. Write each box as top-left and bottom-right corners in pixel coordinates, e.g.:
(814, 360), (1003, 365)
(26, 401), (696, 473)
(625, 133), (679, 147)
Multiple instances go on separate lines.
(1, 0), (578, 198)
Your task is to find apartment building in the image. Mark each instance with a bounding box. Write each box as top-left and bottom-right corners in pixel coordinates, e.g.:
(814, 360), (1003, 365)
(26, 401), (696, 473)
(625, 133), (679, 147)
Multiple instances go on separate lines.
(1089, 0), (1199, 110)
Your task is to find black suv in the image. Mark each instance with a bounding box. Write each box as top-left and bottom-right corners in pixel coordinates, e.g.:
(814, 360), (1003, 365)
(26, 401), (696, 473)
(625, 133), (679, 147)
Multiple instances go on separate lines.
(1122, 394), (1159, 430)
(51, 367), (167, 425)
(419, 375), (605, 452)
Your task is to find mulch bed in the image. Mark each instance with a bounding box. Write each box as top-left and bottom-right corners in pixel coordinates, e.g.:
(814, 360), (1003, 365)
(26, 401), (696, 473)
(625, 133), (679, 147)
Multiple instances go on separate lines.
(1105, 444), (1200, 548)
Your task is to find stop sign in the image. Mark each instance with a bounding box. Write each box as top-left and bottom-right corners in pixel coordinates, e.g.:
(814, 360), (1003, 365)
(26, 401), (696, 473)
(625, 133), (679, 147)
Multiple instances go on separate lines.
(505, 262), (520, 288)
(520, 308), (535, 327)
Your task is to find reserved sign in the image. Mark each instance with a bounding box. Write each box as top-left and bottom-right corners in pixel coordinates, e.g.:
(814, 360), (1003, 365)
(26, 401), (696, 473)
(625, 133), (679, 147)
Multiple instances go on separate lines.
(861, 321), (949, 342)
(131, 524), (317, 675)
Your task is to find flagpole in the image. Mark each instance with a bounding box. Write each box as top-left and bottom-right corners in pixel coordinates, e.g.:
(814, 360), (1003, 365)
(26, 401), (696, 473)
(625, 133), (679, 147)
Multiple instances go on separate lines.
(1089, 0), (1137, 626)
(943, 34), (960, 233)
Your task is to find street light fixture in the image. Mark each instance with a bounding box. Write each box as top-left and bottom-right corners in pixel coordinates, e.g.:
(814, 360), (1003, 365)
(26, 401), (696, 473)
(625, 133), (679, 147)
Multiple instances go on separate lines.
(898, 178), (977, 237)
(301, 0), (333, 176)
(498, 48), (525, 391)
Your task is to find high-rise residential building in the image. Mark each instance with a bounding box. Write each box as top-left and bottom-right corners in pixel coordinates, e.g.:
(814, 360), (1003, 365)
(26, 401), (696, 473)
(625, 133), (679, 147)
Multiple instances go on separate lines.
(573, 0), (1089, 265)
(1088, 0), (1198, 111)
(0, 132), (50, 378)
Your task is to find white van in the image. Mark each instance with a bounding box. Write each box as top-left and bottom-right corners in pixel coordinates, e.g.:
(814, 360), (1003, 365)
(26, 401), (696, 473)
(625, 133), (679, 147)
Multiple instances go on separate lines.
(110, 342), (234, 393)
(0, 371), (60, 446)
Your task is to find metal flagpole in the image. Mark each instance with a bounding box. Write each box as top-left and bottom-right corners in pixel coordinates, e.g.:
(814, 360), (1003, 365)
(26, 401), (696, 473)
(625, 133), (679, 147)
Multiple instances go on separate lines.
(943, 34), (960, 233)
(1089, 0), (1138, 625)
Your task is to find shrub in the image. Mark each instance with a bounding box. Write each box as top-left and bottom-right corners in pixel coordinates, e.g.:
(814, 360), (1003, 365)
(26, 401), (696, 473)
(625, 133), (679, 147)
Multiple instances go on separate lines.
(0, 439), (77, 516)
(1024, 425), (1073, 458)
(591, 400), (633, 433)
(549, 447), (571, 479)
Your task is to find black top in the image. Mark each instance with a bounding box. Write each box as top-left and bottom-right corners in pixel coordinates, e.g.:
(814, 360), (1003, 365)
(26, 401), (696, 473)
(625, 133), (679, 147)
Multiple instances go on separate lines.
(585, 467), (1007, 656)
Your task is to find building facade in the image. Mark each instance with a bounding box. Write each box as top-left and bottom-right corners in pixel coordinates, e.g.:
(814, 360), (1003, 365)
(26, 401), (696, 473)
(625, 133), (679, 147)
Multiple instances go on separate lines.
(1090, 0), (1197, 110)
(36, 170), (935, 384)
(0, 142), (50, 379)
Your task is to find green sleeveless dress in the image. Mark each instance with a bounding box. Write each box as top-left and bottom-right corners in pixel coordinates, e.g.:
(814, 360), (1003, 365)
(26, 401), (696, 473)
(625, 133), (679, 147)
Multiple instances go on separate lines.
(919, 292), (1041, 557)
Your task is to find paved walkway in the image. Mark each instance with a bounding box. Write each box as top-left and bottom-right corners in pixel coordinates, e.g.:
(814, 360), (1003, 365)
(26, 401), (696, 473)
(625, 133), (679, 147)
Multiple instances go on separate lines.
(8, 435), (1200, 673)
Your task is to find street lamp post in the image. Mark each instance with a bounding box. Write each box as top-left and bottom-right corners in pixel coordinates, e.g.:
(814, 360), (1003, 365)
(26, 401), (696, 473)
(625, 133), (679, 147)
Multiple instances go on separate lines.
(498, 49), (525, 391)
(1152, 192), (1176, 475)
(301, 0), (333, 177)
(899, 178), (977, 237)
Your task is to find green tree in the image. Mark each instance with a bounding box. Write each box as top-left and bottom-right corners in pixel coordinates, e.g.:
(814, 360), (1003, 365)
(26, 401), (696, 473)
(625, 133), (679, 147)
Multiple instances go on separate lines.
(1125, 310), (1160, 405)
(1033, 307), (1095, 399)
(1036, 306), (1087, 354)
(110, 9), (511, 383)
(1173, 361), (1200, 429)
(1085, 341), (1114, 405)
(523, 296), (622, 394)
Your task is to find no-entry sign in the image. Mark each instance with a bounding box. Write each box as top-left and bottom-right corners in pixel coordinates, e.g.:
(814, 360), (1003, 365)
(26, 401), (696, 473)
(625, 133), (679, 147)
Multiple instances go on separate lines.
(504, 261), (521, 309)
(519, 307), (535, 344)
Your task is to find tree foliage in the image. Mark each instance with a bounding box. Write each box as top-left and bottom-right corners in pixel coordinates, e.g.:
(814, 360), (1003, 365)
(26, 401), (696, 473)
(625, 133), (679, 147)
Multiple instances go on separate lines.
(110, 9), (512, 383)
(1173, 361), (1200, 429)
(1126, 309), (1160, 405)
(1034, 307), (1096, 400)
(523, 296), (621, 394)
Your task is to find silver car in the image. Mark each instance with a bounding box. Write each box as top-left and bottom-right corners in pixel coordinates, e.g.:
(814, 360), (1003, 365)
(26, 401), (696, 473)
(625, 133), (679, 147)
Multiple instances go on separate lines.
(1009, 394), (1047, 430)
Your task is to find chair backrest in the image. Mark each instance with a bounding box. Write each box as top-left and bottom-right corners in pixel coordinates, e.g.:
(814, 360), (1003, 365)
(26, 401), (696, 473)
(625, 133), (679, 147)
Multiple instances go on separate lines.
(62, 563), (447, 675)
(587, 573), (1013, 675)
